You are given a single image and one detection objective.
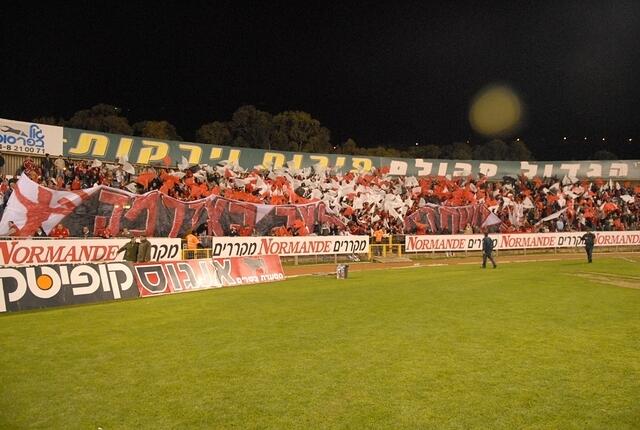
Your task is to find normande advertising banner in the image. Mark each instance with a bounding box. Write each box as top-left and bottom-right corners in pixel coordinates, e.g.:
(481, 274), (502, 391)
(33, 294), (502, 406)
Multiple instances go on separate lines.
(0, 261), (138, 312)
(57, 125), (640, 180)
(210, 235), (370, 257)
(0, 238), (181, 267)
(132, 255), (285, 297)
(405, 231), (640, 252)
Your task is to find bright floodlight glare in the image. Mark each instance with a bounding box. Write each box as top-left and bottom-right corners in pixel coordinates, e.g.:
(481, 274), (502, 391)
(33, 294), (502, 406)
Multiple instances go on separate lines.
(469, 84), (523, 137)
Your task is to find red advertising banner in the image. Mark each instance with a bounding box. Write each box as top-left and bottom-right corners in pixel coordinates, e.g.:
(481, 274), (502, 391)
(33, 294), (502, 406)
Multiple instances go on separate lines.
(133, 255), (285, 297)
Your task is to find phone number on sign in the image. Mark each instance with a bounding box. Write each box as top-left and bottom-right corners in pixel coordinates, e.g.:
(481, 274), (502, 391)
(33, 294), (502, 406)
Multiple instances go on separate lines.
(0, 144), (46, 154)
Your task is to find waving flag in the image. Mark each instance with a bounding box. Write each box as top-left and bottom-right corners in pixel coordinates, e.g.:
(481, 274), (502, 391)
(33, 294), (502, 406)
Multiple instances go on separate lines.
(0, 174), (344, 238)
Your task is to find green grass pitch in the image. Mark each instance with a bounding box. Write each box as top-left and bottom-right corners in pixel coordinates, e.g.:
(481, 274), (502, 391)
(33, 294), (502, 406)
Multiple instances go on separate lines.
(1, 257), (639, 429)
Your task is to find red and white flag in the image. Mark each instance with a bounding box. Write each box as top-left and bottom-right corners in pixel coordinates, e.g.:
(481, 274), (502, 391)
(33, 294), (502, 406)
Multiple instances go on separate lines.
(0, 174), (98, 236)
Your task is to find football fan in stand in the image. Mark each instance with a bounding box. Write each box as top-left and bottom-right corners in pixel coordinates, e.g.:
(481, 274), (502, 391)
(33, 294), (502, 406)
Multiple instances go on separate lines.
(81, 226), (91, 239)
(7, 221), (20, 237)
(34, 225), (48, 238)
(101, 225), (112, 239)
(50, 223), (70, 239)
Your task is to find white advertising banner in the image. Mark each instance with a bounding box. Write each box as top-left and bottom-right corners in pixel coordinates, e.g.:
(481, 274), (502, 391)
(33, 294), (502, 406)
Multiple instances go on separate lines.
(405, 231), (640, 252)
(211, 235), (370, 257)
(0, 238), (182, 266)
(0, 118), (63, 156)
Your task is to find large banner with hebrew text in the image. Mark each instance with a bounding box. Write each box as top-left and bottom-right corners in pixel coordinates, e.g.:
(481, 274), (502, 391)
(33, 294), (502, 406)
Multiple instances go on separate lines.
(0, 118), (637, 179)
(57, 124), (640, 179)
(0, 174), (344, 238)
(403, 204), (497, 234)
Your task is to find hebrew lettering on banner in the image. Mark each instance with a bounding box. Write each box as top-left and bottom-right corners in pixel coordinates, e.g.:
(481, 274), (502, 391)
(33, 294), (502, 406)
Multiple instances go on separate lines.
(403, 204), (493, 234)
(133, 255), (285, 297)
(0, 261), (139, 313)
(210, 236), (370, 257)
(57, 123), (640, 179)
(0, 118), (63, 155)
(0, 174), (344, 238)
(1, 118), (638, 179)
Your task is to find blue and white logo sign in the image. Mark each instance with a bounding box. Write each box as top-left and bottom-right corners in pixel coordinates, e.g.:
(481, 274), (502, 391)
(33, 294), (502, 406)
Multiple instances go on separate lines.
(0, 119), (63, 155)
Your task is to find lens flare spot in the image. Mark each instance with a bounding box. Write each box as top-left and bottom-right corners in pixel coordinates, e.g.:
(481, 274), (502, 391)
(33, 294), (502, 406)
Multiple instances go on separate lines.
(469, 84), (523, 137)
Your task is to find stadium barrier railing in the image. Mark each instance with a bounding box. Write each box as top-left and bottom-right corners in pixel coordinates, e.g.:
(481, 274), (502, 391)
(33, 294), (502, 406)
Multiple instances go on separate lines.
(368, 236), (404, 260)
(182, 248), (212, 260)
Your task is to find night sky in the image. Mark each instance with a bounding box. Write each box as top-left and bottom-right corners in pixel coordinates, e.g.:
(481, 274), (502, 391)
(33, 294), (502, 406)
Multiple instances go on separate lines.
(2, 2), (639, 158)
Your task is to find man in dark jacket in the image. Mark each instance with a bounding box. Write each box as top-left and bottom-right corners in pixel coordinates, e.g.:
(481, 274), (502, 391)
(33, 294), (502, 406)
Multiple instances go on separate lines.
(137, 235), (152, 262)
(118, 237), (139, 262)
(581, 230), (596, 263)
(482, 232), (497, 269)
(42, 153), (54, 179)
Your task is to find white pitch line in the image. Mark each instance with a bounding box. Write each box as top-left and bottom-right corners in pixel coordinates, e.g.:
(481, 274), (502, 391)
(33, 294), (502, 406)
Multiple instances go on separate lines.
(617, 256), (638, 263)
(284, 252), (640, 278)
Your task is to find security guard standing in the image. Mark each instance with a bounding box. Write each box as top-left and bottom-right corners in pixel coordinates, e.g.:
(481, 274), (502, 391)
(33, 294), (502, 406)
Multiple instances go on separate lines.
(482, 232), (497, 269)
(581, 230), (596, 263)
(118, 237), (139, 262)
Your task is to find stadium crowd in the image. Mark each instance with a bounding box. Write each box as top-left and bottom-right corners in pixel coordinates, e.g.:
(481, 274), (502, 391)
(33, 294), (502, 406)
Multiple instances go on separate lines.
(2, 154), (639, 236)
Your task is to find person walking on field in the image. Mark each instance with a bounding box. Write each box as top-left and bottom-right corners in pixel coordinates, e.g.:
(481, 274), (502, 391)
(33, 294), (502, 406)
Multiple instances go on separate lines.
(118, 237), (139, 262)
(481, 232), (497, 269)
(137, 235), (152, 262)
(581, 230), (596, 263)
